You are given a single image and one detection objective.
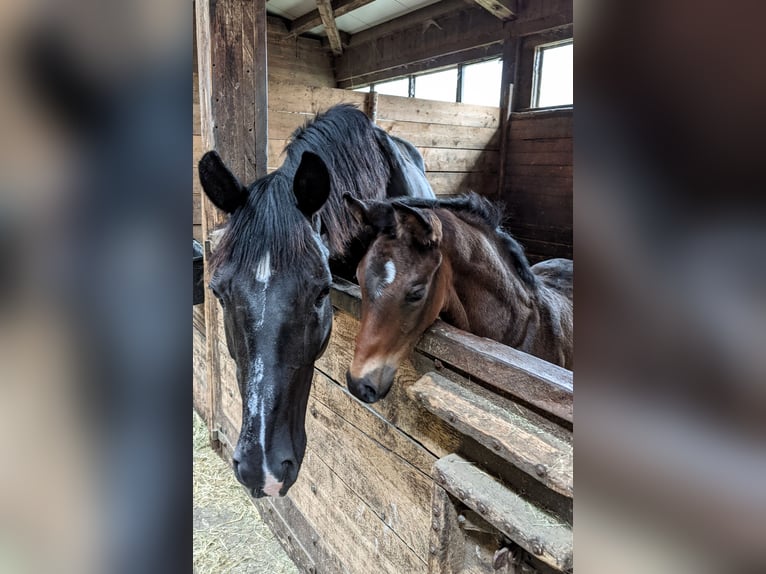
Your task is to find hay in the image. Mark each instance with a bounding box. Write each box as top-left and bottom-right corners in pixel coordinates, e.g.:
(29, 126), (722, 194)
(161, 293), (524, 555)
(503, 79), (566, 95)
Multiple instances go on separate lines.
(193, 411), (298, 574)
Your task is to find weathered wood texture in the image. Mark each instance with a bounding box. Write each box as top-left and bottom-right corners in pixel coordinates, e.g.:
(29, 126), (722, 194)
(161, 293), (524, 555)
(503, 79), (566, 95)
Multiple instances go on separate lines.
(409, 372), (573, 497)
(434, 454), (573, 572)
(192, 304), (208, 422)
(336, 1), (505, 89)
(503, 108), (572, 262)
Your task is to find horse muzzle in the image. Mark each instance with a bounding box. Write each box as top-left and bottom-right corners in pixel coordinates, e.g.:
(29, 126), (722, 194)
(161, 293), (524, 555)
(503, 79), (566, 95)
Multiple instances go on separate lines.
(345, 365), (396, 403)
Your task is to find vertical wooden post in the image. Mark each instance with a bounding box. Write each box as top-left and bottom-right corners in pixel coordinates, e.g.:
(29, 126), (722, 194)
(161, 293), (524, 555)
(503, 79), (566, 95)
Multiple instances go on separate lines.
(366, 91), (379, 123)
(254, 0), (269, 178)
(195, 0), (223, 448)
(498, 31), (519, 197)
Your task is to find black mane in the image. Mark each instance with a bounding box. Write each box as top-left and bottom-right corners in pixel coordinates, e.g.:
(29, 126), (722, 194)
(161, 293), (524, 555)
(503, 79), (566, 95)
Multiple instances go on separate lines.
(395, 193), (537, 288)
(284, 104), (390, 254)
(211, 104), (391, 275)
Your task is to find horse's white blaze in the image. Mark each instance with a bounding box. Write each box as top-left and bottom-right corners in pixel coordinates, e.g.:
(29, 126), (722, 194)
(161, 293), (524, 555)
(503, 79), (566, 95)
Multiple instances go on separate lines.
(375, 260), (396, 298)
(383, 260), (396, 285)
(247, 355), (285, 496)
(254, 252), (271, 330)
(255, 252), (271, 283)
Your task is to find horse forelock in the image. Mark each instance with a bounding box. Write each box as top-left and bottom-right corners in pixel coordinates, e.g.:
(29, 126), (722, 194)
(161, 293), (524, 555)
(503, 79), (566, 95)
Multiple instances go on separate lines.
(209, 172), (321, 278)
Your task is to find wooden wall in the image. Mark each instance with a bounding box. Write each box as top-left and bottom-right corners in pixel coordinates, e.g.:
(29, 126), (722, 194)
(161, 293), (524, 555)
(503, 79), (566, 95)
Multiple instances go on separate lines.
(503, 109), (572, 263)
(265, 83), (502, 196)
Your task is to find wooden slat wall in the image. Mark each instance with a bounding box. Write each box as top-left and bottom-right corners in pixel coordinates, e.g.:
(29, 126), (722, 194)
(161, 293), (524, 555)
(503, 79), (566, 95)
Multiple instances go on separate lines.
(265, 83), (502, 197)
(503, 109), (572, 262)
(376, 95), (501, 197)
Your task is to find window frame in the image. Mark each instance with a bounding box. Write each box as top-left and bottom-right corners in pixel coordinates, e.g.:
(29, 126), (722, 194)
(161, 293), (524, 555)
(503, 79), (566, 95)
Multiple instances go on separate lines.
(351, 57), (503, 106)
(530, 38), (573, 109)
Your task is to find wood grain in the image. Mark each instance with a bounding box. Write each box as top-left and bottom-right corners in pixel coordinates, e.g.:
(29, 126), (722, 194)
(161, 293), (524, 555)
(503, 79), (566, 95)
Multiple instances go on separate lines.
(434, 454), (573, 572)
(409, 372), (573, 497)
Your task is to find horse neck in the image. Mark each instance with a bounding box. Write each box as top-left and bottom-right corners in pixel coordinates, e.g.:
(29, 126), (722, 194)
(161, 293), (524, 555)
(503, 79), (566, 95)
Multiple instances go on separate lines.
(436, 211), (540, 346)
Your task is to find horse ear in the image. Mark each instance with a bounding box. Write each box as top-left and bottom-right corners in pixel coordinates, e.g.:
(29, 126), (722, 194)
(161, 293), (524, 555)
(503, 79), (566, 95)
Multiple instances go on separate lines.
(344, 194), (396, 233)
(343, 193), (369, 225)
(393, 203), (442, 248)
(294, 151), (331, 217)
(198, 151), (248, 214)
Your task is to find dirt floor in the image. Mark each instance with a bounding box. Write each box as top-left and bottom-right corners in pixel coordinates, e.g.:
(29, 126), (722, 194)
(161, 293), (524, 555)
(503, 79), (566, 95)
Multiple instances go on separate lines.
(193, 411), (299, 574)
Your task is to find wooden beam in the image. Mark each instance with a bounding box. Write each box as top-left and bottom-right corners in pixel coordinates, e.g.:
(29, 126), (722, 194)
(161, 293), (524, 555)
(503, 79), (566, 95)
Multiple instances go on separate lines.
(254, 0), (268, 178)
(472, 0), (517, 21)
(316, 0), (343, 55)
(287, 0), (373, 39)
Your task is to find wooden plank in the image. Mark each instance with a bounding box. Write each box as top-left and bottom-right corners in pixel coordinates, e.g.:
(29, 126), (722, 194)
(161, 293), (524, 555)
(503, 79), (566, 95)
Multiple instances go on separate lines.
(316, 0), (343, 55)
(310, 370), (437, 477)
(507, 137), (572, 154)
(241, 0), (256, 182)
(268, 110), (314, 139)
(408, 372), (573, 497)
(376, 120), (501, 151)
(254, 0), (268, 178)
(418, 321), (573, 423)
(288, 0), (375, 38)
(509, 164), (572, 178)
(377, 95), (500, 128)
(509, 118), (572, 140)
(472, 0), (517, 21)
(507, 150), (572, 166)
(421, 148), (499, 173)
(306, 384), (434, 559)
(434, 454), (573, 572)
(268, 81), (367, 114)
(428, 486), (464, 574)
(426, 172), (497, 197)
(288, 447), (428, 574)
(251, 498), (317, 574)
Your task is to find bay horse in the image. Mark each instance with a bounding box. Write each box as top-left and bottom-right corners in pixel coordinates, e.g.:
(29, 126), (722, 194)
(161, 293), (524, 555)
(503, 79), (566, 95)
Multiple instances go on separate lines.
(343, 193), (573, 403)
(199, 104), (434, 497)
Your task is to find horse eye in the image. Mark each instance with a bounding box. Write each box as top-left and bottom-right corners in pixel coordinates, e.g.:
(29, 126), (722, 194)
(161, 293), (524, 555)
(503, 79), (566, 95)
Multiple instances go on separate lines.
(405, 287), (425, 303)
(316, 286), (331, 304)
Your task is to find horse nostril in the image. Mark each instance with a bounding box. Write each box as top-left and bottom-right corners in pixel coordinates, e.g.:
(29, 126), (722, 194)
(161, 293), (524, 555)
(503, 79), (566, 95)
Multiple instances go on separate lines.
(362, 385), (378, 403)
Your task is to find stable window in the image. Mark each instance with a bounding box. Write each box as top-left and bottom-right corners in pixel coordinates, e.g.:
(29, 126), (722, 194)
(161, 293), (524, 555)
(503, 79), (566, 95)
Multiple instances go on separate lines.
(461, 59), (502, 107)
(414, 68), (458, 103)
(531, 39), (573, 108)
(373, 78), (410, 97)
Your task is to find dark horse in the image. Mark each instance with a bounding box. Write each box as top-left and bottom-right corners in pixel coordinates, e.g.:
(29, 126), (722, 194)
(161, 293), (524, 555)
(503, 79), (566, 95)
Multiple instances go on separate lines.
(344, 193), (573, 403)
(199, 104), (433, 497)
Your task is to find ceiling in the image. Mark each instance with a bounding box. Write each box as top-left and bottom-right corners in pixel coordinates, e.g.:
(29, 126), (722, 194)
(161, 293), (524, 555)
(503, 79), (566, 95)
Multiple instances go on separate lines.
(267, 0), (443, 36)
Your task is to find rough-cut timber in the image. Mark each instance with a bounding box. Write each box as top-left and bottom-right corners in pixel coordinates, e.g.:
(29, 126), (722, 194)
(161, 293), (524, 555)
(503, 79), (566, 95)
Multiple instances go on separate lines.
(408, 372), (573, 497)
(472, 0), (518, 21)
(316, 0), (343, 55)
(434, 454), (573, 572)
(288, 0), (375, 38)
(418, 320), (573, 424)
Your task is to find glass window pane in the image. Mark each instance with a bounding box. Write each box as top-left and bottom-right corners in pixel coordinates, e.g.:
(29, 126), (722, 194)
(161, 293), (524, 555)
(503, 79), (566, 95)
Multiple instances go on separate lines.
(353, 86), (371, 92)
(373, 78), (409, 97)
(535, 41), (573, 108)
(414, 68), (458, 102)
(461, 59), (502, 107)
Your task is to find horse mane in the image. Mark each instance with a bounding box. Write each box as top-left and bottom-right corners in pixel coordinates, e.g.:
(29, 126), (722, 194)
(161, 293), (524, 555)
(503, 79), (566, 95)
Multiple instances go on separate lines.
(284, 104), (389, 255)
(210, 172), (321, 275)
(395, 193), (538, 288)
(210, 104), (392, 275)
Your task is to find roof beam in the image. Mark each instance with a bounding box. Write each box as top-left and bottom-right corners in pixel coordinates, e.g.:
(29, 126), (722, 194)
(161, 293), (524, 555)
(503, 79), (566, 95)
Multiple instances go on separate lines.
(472, 0), (518, 21)
(287, 0), (374, 39)
(316, 0), (343, 54)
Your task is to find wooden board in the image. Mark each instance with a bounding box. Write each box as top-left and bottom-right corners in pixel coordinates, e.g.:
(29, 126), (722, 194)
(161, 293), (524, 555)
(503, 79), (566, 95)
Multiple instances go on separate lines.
(408, 372), (573, 497)
(434, 454), (573, 572)
(377, 95), (500, 128)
